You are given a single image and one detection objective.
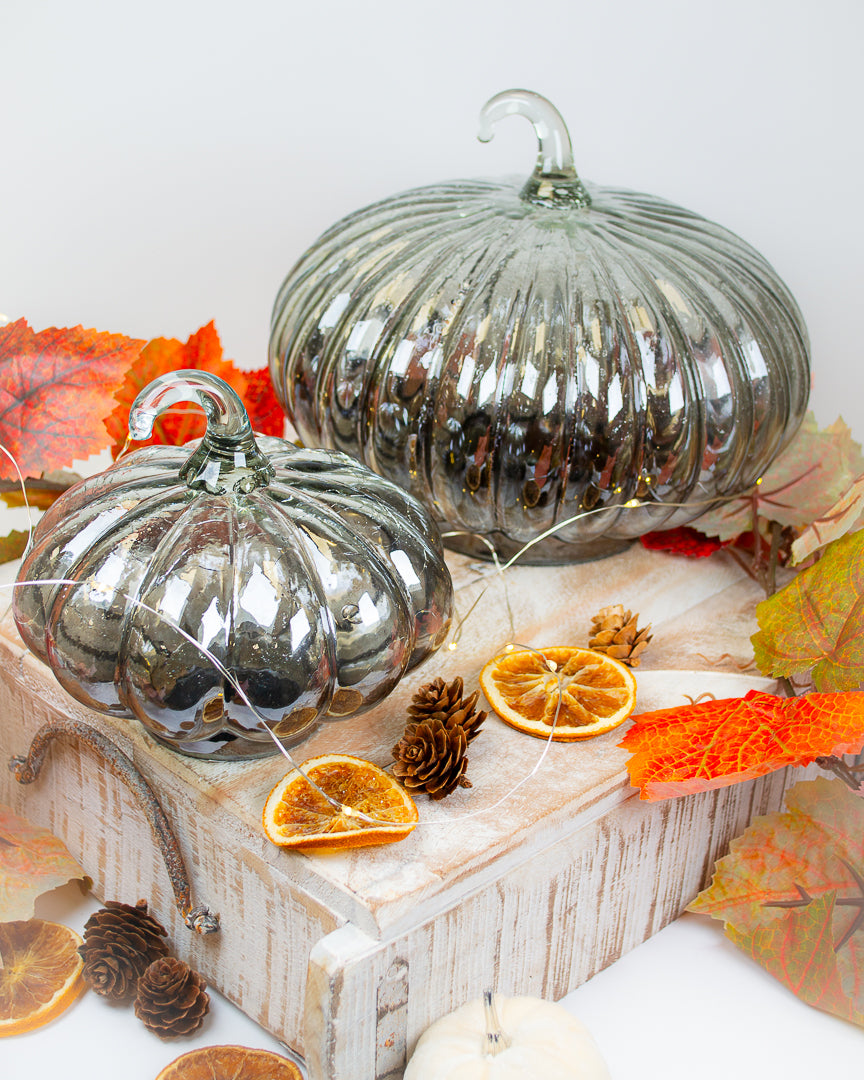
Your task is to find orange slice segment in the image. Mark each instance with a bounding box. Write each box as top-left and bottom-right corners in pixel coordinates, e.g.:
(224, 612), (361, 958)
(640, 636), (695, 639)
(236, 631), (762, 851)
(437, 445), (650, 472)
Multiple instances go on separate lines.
(262, 754), (418, 852)
(156, 1044), (303, 1079)
(0, 919), (85, 1036)
(480, 645), (637, 741)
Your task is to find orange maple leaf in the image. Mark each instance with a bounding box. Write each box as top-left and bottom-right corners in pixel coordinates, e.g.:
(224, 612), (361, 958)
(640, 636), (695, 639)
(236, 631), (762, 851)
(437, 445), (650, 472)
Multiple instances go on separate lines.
(0, 320), (145, 481)
(619, 689), (864, 800)
(105, 322), (283, 456)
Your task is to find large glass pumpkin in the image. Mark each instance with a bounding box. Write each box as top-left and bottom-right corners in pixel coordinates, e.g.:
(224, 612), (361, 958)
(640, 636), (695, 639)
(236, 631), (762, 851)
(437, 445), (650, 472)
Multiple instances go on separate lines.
(269, 90), (811, 562)
(14, 371), (453, 759)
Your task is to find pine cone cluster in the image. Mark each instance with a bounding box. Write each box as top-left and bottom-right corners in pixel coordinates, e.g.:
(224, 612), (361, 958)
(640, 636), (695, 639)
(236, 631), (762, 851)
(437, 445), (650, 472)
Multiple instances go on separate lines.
(78, 900), (169, 1001)
(79, 898), (209, 1039)
(134, 956), (210, 1039)
(392, 676), (486, 800)
(588, 604), (652, 667)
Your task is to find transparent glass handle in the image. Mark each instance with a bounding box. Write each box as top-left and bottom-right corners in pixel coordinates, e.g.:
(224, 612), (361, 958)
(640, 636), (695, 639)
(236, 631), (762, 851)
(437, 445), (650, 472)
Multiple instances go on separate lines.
(478, 88), (592, 209)
(129, 369), (276, 494)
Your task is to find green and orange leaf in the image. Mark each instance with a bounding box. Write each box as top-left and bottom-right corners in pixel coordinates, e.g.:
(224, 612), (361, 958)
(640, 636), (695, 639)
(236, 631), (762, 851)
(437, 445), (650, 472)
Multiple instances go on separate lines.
(690, 777), (864, 1020)
(0, 804), (90, 921)
(105, 322), (282, 456)
(619, 689), (864, 800)
(692, 414), (864, 542)
(790, 473), (864, 565)
(0, 320), (145, 481)
(752, 529), (864, 691)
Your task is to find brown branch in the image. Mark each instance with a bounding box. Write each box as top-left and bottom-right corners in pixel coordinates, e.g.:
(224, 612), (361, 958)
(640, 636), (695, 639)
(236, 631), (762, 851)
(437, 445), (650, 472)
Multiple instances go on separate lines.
(9, 719), (219, 935)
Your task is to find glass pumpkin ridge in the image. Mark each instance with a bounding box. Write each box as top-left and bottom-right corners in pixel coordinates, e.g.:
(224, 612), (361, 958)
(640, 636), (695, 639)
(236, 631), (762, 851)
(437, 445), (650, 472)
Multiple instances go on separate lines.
(13, 371), (453, 760)
(269, 89), (811, 563)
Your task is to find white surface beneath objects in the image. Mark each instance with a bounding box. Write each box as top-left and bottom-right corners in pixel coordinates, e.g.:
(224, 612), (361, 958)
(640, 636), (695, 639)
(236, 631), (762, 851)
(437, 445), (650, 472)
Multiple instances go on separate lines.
(2, 883), (860, 1080)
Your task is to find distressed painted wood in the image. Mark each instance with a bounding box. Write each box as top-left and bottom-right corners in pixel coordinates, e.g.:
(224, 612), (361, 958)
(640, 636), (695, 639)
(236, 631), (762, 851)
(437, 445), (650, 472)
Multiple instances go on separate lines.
(0, 545), (800, 1078)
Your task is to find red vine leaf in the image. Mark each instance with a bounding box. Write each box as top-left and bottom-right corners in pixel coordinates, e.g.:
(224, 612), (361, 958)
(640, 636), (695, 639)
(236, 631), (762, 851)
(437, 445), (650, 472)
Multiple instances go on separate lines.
(0, 803), (89, 921)
(0, 320), (145, 481)
(690, 777), (864, 1019)
(639, 527), (725, 558)
(691, 414), (864, 541)
(752, 529), (864, 691)
(105, 322), (282, 456)
(619, 689), (864, 800)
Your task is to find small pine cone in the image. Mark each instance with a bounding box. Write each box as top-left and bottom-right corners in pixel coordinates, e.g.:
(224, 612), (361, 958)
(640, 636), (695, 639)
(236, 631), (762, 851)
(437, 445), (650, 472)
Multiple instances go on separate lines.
(134, 956), (209, 1039)
(393, 719), (471, 800)
(588, 604), (652, 668)
(78, 899), (170, 1001)
(407, 676), (487, 743)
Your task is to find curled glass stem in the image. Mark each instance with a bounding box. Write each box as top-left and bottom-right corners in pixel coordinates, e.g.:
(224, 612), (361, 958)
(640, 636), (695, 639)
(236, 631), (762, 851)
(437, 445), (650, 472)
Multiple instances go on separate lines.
(9, 718), (220, 935)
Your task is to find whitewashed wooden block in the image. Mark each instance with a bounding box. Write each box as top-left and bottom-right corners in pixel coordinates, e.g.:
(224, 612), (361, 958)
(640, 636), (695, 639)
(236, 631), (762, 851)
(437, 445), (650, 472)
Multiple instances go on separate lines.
(0, 546), (795, 1078)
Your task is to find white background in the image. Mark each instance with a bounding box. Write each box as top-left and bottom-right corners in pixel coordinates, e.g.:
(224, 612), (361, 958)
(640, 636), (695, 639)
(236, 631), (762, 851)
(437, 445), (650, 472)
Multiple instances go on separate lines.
(2, 0), (863, 441)
(2, 2), (863, 1077)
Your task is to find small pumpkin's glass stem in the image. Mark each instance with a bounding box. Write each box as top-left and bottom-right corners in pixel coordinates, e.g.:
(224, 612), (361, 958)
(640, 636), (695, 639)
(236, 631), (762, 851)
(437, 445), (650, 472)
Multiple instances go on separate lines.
(482, 989), (512, 1057)
(128, 369), (275, 494)
(477, 88), (591, 209)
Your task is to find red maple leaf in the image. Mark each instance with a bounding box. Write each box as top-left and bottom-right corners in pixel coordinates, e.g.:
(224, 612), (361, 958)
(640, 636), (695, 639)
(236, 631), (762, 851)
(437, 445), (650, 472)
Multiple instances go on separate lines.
(619, 689), (864, 800)
(0, 320), (145, 481)
(105, 322), (283, 455)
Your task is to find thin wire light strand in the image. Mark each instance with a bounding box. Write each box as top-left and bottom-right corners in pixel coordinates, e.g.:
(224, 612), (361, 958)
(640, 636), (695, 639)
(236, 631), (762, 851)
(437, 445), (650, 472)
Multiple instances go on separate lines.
(2, 442), (748, 833)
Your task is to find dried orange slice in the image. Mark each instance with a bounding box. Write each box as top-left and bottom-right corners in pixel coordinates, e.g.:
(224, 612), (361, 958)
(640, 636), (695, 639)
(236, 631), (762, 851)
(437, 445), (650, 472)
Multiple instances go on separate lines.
(156, 1044), (303, 1079)
(480, 645), (637, 740)
(0, 919), (85, 1036)
(262, 754), (418, 852)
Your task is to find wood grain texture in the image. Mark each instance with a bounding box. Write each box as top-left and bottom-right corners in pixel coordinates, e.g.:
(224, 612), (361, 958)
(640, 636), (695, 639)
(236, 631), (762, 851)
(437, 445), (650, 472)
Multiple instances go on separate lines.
(0, 545), (801, 1077)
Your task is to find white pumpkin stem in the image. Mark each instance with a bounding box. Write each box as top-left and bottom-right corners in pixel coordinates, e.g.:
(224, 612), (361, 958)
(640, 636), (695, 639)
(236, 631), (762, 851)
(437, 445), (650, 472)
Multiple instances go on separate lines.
(482, 990), (512, 1057)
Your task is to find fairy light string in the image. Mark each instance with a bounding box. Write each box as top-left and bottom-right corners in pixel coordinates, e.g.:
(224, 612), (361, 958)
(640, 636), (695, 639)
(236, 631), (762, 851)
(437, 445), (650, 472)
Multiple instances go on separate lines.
(0, 440), (754, 832)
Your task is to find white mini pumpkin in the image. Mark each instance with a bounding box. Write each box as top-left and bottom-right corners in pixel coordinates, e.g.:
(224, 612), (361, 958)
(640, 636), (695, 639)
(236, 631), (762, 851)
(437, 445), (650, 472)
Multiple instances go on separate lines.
(404, 992), (611, 1079)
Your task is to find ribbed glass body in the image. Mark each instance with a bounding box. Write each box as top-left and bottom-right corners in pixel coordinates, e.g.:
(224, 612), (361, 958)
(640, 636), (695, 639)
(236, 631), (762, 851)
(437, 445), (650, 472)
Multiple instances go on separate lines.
(14, 372), (453, 759)
(269, 91), (810, 562)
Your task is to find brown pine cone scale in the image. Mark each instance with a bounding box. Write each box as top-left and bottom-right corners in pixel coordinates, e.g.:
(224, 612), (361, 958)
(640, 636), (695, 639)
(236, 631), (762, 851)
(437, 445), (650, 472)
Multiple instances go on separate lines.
(78, 899), (170, 1001)
(588, 604), (652, 668)
(134, 956), (209, 1039)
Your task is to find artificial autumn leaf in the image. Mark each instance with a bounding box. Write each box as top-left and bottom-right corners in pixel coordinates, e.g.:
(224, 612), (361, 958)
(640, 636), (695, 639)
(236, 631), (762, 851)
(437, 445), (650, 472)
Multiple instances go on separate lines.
(0, 528), (30, 564)
(104, 322), (283, 456)
(690, 777), (864, 1017)
(0, 470), (81, 511)
(0, 803), (89, 921)
(243, 366), (285, 439)
(0, 320), (145, 482)
(752, 528), (864, 691)
(619, 689), (864, 800)
(691, 414), (864, 542)
(726, 893), (864, 1027)
(639, 526), (725, 558)
(790, 472), (864, 565)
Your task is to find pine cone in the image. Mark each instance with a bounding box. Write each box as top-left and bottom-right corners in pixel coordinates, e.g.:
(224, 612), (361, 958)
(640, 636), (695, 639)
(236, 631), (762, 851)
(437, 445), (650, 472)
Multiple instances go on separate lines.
(588, 604), (652, 667)
(407, 676), (486, 743)
(134, 956), (209, 1039)
(393, 677), (487, 799)
(78, 899), (170, 1001)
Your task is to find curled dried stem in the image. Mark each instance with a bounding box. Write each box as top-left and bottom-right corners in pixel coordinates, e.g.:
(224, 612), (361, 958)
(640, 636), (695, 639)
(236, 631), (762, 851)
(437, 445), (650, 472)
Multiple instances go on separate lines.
(9, 718), (219, 935)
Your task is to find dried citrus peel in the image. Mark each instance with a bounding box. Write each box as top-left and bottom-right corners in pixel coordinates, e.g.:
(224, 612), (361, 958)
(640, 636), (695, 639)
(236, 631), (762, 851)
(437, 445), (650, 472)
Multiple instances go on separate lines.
(262, 754), (419, 851)
(0, 919), (85, 1036)
(480, 645), (637, 741)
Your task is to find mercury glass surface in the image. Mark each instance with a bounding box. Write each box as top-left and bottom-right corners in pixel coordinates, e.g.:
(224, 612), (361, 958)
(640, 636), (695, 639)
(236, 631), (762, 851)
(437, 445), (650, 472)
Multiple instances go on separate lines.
(269, 90), (811, 562)
(14, 371), (453, 759)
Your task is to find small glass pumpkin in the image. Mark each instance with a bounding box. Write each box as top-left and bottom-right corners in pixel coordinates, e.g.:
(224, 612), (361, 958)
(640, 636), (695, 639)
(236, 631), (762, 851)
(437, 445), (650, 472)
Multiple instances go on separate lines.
(13, 371), (453, 759)
(270, 89), (811, 562)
